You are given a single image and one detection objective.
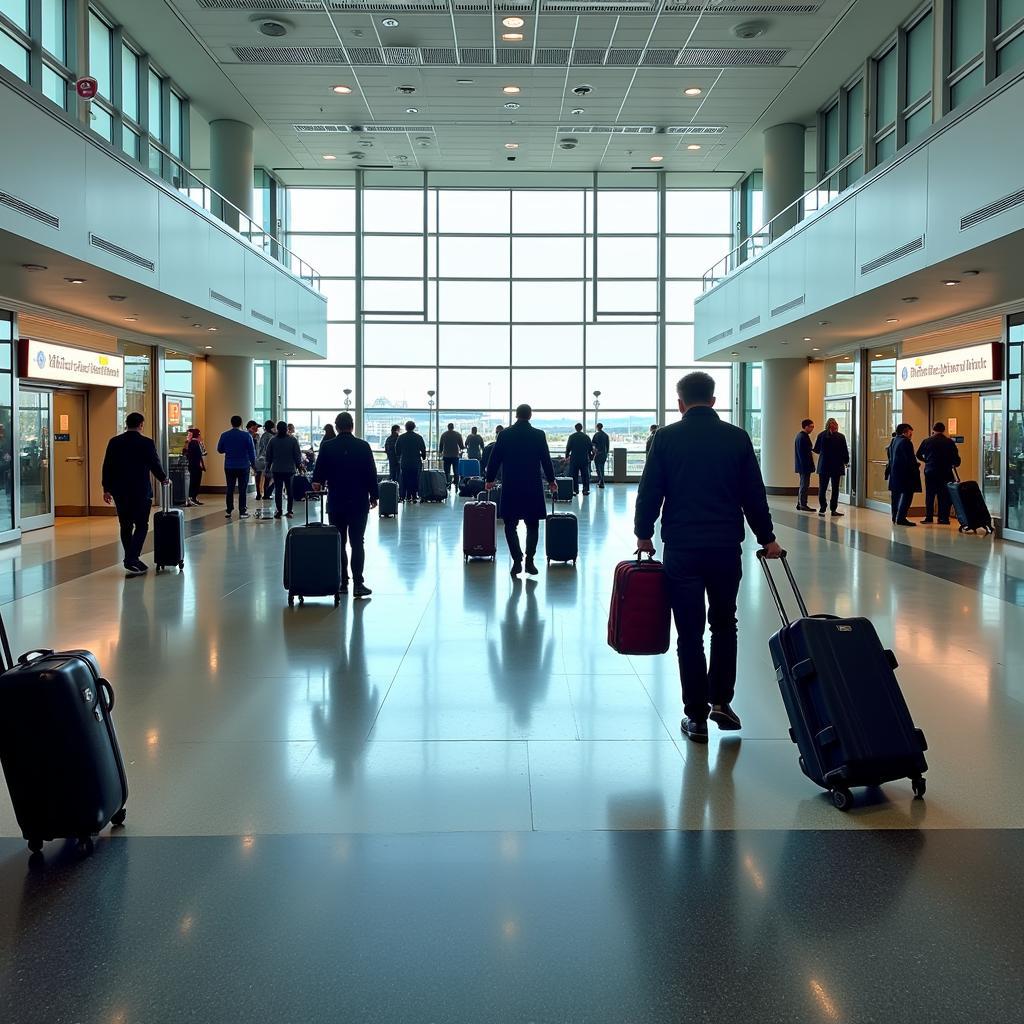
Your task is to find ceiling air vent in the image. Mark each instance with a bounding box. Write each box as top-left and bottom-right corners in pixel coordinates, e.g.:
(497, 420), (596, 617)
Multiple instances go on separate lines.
(497, 47), (533, 64)
(960, 187), (1024, 231)
(544, 1), (658, 11)
(605, 48), (644, 65)
(665, 125), (726, 134)
(770, 294), (805, 318)
(0, 190), (59, 228)
(420, 47), (459, 64)
(557, 124), (658, 134)
(362, 124), (435, 133)
(251, 309), (274, 325)
(641, 49), (684, 66)
(860, 236), (924, 275)
(346, 46), (385, 65)
(677, 47), (787, 66)
(708, 327), (734, 345)
(200, 0), (819, 11)
(459, 47), (494, 64)
(294, 124), (353, 133)
(382, 46), (418, 65)
(210, 289), (243, 311)
(535, 48), (571, 66)
(232, 45), (348, 63)
(89, 234), (155, 272)
(571, 48), (608, 65)
(739, 315), (761, 331)
(664, 2), (821, 12)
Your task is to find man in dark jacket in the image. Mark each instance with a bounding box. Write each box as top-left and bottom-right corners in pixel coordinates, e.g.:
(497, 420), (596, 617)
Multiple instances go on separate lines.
(635, 371), (781, 744)
(102, 412), (169, 577)
(384, 424), (401, 482)
(793, 418), (816, 511)
(395, 420), (427, 502)
(485, 405), (558, 577)
(813, 418), (850, 517)
(438, 422), (465, 490)
(592, 423), (610, 488)
(916, 422), (961, 524)
(481, 425), (503, 477)
(565, 423), (594, 495)
(312, 412), (379, 598)
(887, 422), (921, 526)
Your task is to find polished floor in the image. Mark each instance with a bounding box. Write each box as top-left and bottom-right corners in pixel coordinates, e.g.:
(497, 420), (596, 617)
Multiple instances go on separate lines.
(1, 488), (1022, 1021)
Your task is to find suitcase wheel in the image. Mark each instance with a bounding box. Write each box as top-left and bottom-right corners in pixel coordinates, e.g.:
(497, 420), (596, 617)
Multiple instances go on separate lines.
(299, 596), (304, 605)
(111, 807), (127, 827)
(334, 593), (341, 607)
(912, 776), (926, 799)
(179, 561), (184, 570)
(830, 788), (854, 812)
(76, 836), (95, 857)
(27, 837), (43, 854)
(288, 593), (295, 607)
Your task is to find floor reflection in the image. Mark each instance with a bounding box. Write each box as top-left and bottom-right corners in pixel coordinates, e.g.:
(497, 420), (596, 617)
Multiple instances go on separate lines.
(488, 580), (554, 726)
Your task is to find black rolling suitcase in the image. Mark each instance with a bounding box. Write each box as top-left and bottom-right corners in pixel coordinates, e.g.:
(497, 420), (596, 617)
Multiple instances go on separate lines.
(459, 475), (484, 498)
(758, 550), (928, 811)
(0, 614), (128, 856)
(419, 468), (448, 503)
(154, 482), (185, 573)
(947, 474), (993, 534)
(554, 476), (573, 502)
(378, 479), (399, 518)
(284, 493), (343, 606)
(545, 491), (578, 565)
(169, 463), (190, 506)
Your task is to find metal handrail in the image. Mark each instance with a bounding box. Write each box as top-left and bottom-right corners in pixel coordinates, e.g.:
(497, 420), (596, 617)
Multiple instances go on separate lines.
(172, 165), (321, 291)
(701, 152), (864, 292)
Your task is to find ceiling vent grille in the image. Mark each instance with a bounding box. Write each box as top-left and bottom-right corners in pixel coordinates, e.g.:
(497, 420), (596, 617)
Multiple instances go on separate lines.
(557, 124), (658, 134)
(497, 47), (533, 64)
(571, 48), (608, 65)
(211, 289), (243, 311)
(382, 46), (418, 64)
(860, 236), (924, 275)
(346, 46), (385, 64)
(233, 45), (348, 63)
(202, 0), (819, 11)
(708, 327), (734, 344)
(665, 125), (727, 134)
(544, 1), (658, 11)
(361, 124), (435, 133)
(605, 48), (644, 65)
(0, 190), (60, 228)
(459, 47), (494, 64)
(960, 187), (1024, 230)
(677, 47), (787, 66)
(739, 315), (761, 331)
(535, 47), (572, 65)
(664, 2), (820, 11)
(421, 47), (459, 64)
(642, 48), (684, 66)
(89, 233), (155, 272)
(294, 124), (353, 133)
(770, 294), (805, 318)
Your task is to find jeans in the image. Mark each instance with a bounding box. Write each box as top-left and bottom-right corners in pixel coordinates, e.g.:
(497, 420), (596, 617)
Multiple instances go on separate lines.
(798, 471), (812, 508)
(443, 456), (459, 488)
(890, 490), (914, 523)
(570, 460), (590, 493)
(400, 467), (420, 501)
(329, 506), (369, 584)
(663, 546), (743, 721)
(188, 466), (203, 502)
(273, 472), (294, 514)
(818, 472), (843, 513)
(115, 496), (152, 565)
(594, 454), (607, 486)
(225, 467), (250, 514)
(503, 517), (540, 562)
(924, 473), (952, 521)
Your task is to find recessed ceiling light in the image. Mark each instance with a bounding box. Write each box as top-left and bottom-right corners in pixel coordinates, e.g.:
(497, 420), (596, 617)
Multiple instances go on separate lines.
(405, 107), (418, 114)
(502, 16), (525, 28)
(207, 327), (218, 332)
(381, 18), (399, 27)
(812, 347), (820, 351)
(687, 144), (701, 151)
(874, 353), (883, 357)
(502, 85), (521, 94)
(803, 337), (812, 342)
(571, 108), (585, 116)
(886, 318), (899, 323)
(64, 277), (86, 284)
(331, 85), (352, 95)
(123, 316), (137, 322)
(730, 351), (739, 356)
(192, 323), (202, 328)
(205, 345), (213, 350)
(108, 294), (126, 301)
(22, 263), (47, 272)
(504, 142), (519, 150)
(817, 320), (830, 325)
(943, 279), (960, 286)
(684, 87), (702, 96)
(323, 154), (337, 160)
(962, 269), (980, 277)
(649, 155), (664, 163)
(456, 79), (474, 85)
(502, 32), (524, 42)
(902, 296), (919, 303)
(503, 101), (521, 110)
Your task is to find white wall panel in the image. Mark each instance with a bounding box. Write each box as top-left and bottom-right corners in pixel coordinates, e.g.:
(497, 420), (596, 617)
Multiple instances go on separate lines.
(158, 194), (209, 308)
(244, 250), (277, 332)
(299, 287), (328, 355)
(736, 256), (770, 340)
(206, 224), (246, 321)
(803, 200), (857, 313)
(767, 229), (806, 322)
(275, 266), (300, 346)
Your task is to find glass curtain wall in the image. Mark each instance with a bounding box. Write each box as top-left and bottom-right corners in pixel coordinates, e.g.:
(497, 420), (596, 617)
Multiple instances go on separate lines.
(283, 179), (735, 467)
(0, 312), (14, 534)
(1006, 317), (1023, 537)
(865, 345), (901, 505)
(117, 341), (153, 427)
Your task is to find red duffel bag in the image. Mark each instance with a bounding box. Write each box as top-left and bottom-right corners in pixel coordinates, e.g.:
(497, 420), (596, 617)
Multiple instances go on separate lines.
(607, 552), (672, 655)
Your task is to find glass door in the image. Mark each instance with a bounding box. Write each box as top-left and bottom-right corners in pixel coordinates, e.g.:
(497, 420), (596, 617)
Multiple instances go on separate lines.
(824, 396), (856, 502)
(980, 393), (1002, 517)
(18, 388), (54, 530)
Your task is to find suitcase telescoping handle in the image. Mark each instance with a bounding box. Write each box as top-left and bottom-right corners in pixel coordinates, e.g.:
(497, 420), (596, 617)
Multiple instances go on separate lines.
(756, 549), (809, 626)
(305, 487), (325, 525)
(160, 476), (171, 514)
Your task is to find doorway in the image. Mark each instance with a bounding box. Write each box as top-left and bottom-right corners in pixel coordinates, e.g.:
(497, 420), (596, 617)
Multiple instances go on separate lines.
(18, 388), (53, 531)
(54, 391), (89, 516)
(824, 396), (856, 502)
(930, 390), (1003, 522)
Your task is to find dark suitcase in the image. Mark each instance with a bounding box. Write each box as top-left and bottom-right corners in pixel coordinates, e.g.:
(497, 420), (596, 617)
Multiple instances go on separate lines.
(154, 483), (185, 573)
(378, 479), (399, 518)
(463, 497), (497, 561)
(479, 484), (503, 520)
(554, 476), (573, 502)
(291, 473), (313, 503)
(0, 617), (128, 856)
(419, 468), (448, 502)
(546, 492), (578, 565)
(947, 477), (993, 534)
(758, 551), (928, 811)
(607, 553), (671, 655)
(459, 475), (484, 498)
(169, 465), (190, 506)
(284, 494), (342, 606)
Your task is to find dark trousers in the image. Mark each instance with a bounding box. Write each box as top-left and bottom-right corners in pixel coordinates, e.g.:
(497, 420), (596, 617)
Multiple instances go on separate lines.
(664, 546), (743, 721)
(503, 517), (540, 562)
(924, 474), (952, 522)
(570, 460), (590, 494)
(443, 456), (459, 488)
(115, 496), (152, 565)
(797, 471), (812, 508)
(225, 468), (249, 513)
(400, 467), (420, 501)
(188, 466), (203, 501)
(328, 506), (369, 585)
(594, 454), (607, 486)
(818, 472), (843, 513)
(890, 490), (914, 523)
(273, 472), (294, 514)
(388, 457), (400, 483)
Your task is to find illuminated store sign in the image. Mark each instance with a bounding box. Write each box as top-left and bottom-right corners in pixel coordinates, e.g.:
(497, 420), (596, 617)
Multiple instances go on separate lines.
(896, 342), (1001, 390)
(19, 339), (125, 388)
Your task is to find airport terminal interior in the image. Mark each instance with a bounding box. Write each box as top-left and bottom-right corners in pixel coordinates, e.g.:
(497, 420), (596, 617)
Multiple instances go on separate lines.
(2, 0), (1024, 1020)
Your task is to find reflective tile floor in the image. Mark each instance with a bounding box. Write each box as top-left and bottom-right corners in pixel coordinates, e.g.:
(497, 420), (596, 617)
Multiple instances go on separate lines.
(1, 488), (1022, 1022)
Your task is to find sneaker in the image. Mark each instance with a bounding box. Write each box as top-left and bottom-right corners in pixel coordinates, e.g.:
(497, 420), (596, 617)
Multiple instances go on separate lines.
(680, 717), (709, 743)
(710, 704), (742, 731)
(510, 560), (523, 578)
(524, 557), (539, 576)
(240, 511), (251, 519)
(353, 583), (372, 599)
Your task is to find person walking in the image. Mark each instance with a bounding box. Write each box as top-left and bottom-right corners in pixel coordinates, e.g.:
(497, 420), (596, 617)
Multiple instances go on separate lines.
(813, 417), (850, 517)
(384, 424), (401, 482)
(565, 423), (593, 496)
(256, 419), (276, 505)
(184, 428), (206, 506)
(484, 404), (558, 578)
(101, 412), (170, 577)
(916, 422), (961, 524)
(438, 422), (465, 490)
(482, 424), (503, 477)
(887, 423), (921, 526)
(793, 418), (816, 511)
(246, 421), (266, 502)
(645, 424), (658, 455)
(634, 371), (781, 744)
(396, 420), (427, 502)
(592, 422), (610, 489)
(466, 426), (485, 465)
(217, 414), (257, 520)
(265, 421), (303, 519)
(312, 412), (379, 598)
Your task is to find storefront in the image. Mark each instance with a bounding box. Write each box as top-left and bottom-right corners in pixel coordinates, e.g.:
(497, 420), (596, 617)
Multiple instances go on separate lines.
(823, 353), (859, 506)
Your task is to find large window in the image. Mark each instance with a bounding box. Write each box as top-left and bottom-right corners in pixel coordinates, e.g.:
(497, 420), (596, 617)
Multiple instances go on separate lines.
(283, 181), (736, 470)
(1007, 317), (1024, 536)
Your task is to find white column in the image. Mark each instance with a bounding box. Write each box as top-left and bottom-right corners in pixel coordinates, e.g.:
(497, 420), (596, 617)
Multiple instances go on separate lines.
(760, 358), (811, 495)
(763, 123), (805, 240)
(209, 120), (254, 230)
(203, 356), (255, 489)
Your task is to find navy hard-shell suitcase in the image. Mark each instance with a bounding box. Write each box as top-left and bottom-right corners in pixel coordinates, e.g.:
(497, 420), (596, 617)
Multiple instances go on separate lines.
(284, 494), (342, 606)
(0, 615), (128, 856)
(759, 551), (928, 811)
(154, 484), (185, 573)
(378, 480), (399, 518)
(947, 478), (993, 534)
(545, 492), (578, 565)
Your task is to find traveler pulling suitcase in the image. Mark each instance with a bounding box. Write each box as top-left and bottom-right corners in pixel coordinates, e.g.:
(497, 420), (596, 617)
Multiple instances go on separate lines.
(459, 475), (484, 498)
(283, 492), (343, 606)
(0, 613), (128, 856)
(947, 471), (993, 534)
(419, 468), (448, 503)
(154, 480), (185, 573)
(458, 458), (481, 480)
(378, 479), (399, 518)
(758, 550), (928, 811)
(463, 494), (497, 561)
(554, 476), (574, 502)
(607, 552), (672, 655)
(546, 490), (578, 565)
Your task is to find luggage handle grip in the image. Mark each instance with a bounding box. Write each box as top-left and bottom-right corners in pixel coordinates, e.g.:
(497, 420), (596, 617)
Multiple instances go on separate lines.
(755, 550), (810, 625)
(634, 549), (656, 563)
(99, 678), (115, 712)
(305, 488), (325, 526)
(18, 648), (55, 665)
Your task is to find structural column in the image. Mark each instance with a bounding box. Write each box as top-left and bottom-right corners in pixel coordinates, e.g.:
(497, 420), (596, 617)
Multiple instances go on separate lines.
(209, 120), (255, 231)
(204, 356), (255, 490)
(760, 358), (811, 495)
(763, 123), (805, 240)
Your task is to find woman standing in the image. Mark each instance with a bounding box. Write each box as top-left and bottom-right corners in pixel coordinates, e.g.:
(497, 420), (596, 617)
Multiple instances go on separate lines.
(265, 421), (303, 519)
(184, 428), (206, 506)
(886, 423), (921, 526)
(812, 417), (850, 517)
